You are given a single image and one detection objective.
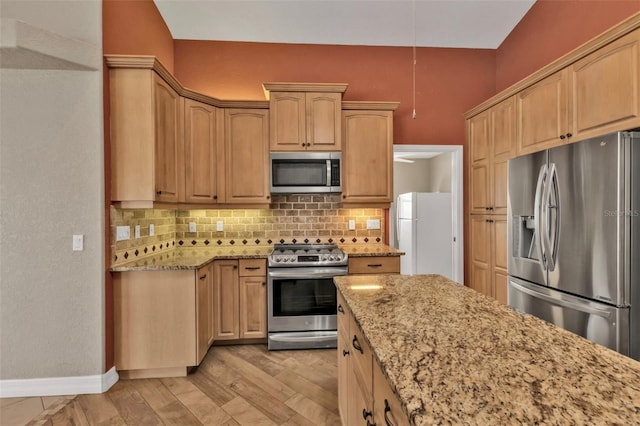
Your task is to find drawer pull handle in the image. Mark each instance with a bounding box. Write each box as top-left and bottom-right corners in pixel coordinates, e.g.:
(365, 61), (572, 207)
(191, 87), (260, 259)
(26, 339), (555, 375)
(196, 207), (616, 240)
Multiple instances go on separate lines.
(352, 336), (363, 354)
(368, 264), (383, 267)
(338, 304), (344, 314)
(384, 399), (395, 426)
(244, 266), (260, 270)
(362, 409), (373, 420)
(342, 349), (349, 357)
(199, 274), (207, 280)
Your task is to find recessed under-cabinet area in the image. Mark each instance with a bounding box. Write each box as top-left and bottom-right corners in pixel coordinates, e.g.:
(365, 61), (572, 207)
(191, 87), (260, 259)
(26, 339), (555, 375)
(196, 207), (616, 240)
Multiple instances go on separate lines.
(466, 24), (640, 303)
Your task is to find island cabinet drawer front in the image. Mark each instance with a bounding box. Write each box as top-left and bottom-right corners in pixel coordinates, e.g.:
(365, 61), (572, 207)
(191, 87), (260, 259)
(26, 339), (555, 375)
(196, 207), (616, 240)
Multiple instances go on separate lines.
(239, 259), (266, 277)
(349, 314), (373, 393)
(337, 291), (350, 334)
(349, 256), (400, 274)
(373, 362), (410, 426)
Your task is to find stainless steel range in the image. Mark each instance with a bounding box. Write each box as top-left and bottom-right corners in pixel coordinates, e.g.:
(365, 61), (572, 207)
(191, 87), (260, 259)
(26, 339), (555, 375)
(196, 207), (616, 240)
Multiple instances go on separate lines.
(267, 243), (348, 350)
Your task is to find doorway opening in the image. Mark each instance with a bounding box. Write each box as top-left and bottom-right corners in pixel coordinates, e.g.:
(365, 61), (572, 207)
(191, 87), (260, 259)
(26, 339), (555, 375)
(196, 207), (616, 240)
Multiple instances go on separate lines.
(391, 145), (463, 284)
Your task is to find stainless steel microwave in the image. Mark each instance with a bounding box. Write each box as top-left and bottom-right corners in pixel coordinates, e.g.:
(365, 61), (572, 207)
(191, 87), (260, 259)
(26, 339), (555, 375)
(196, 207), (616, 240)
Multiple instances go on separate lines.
(270, 152), (342, 194)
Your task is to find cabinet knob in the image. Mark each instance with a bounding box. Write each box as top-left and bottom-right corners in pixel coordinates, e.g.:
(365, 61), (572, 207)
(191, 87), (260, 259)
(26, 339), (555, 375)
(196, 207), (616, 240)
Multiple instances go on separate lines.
(560, 134), (566, 140)
(262, 281), (266, 286)
(156, 190), (162, 195)
(199, 274), (207, 280)
(362, 409), (373, 420)
(566, 132), (573, 138)
(233, 265), (237, 269)
(267, 195), (270, 200)
(213, 195), (218, 200)
(342, 349), (349, 357)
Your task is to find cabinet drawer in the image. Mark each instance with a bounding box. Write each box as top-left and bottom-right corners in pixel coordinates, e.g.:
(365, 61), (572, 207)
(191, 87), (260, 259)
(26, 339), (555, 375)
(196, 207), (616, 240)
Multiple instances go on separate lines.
(337, 291), (350, 336)
(349, 314), (373, 394)
(373, 361), (409, 426)
(349, 256), (400, 274)
(239, 259), (266, 277)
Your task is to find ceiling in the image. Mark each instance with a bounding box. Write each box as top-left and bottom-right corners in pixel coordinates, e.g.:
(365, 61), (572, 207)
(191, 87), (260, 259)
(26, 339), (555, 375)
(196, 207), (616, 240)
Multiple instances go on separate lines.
(154, 0), (536, 49)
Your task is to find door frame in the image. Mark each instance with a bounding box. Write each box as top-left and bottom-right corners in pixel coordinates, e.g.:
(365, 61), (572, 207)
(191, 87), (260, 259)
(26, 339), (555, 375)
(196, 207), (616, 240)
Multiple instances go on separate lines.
(393, 144), (464, 284)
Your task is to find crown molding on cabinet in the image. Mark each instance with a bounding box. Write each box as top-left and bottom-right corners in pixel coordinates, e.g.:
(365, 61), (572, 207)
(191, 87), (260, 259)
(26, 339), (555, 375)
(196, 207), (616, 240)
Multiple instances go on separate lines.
(262, 82), (349, 99)
(342, 101), (400, 111)
(464, 11), (640, 118)
(104, 55), (269, 109)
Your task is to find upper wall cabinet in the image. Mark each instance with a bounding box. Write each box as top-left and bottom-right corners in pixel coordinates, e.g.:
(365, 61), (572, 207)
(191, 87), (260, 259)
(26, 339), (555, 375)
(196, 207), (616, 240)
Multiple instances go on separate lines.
(342, 103), (398, 206)
(184, 99), (222, 204)
(223, 109), (271, 204)
(109, 65), (184, 208)
(569, 28), (640, 141)
(264, 83), (347, 151)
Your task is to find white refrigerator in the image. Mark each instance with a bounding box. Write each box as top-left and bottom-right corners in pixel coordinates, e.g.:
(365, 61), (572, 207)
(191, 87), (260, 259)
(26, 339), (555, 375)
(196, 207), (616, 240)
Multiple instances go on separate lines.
(397, 192), (453, 278)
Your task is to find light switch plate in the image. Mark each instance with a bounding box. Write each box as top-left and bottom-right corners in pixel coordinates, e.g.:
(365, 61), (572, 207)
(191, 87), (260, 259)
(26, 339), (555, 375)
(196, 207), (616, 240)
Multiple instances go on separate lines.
(348, 220), (356, 230)
(116, 226), (130, 241)
(134, 225), (140, 239)
(72, 234), (84, 251)
(366, 219), (381, 230)
(217, 221), (224, 232)
(189, 222), (197, 233)
(149, 224), (155, 237)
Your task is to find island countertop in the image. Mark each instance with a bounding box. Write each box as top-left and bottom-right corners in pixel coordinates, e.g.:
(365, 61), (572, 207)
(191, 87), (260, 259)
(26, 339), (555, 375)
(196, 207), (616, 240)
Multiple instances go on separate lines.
(334, 274), (640, 425)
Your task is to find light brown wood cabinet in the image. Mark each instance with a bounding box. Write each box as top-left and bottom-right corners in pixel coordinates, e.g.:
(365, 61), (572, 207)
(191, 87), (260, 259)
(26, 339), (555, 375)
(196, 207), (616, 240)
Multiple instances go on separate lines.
(223, 109), (271, 204)
(109, 67), (184, 208)
(469, 96), (516, 215)
(348, 256), (400, 274)
(184, 99), (222, 204)
(469, 215), (508, 304)
(337, 292), (409, 426)
(213, 258), (267, 341)
(267, 90), (343, 151)
(113, 267), (214, 379)
(342, 108), (394, 205)
(569, 28), (640, 141)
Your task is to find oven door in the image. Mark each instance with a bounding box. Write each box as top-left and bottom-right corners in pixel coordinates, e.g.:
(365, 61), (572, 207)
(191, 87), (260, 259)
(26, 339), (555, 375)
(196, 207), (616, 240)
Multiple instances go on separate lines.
(267, 266), (347, 349)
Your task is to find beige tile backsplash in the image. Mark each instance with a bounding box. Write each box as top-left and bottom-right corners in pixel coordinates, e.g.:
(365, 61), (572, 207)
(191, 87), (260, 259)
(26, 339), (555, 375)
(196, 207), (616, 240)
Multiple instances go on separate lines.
(111, 195), (385, 265)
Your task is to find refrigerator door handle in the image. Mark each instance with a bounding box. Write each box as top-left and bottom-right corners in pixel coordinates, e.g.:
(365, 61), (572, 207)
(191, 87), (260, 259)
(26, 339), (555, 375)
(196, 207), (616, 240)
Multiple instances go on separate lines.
(542, 163), (559, 271)
(510, 280), (613, 318)
(534, 163), (548, 270)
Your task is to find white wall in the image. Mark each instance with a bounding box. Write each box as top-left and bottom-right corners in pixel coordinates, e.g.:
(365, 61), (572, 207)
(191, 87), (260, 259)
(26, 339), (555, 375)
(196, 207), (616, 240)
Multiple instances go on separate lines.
(0, 0), (104, 383)
(426, 152), (452, 193)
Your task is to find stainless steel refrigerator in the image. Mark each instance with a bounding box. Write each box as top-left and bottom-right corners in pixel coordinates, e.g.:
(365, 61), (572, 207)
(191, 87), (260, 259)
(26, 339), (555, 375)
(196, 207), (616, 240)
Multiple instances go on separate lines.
(507, 131), (639, 360)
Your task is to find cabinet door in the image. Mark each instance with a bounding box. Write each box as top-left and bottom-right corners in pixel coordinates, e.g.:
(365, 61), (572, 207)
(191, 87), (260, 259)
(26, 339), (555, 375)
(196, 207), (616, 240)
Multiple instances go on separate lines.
(185, 99), (220, 204)
(307, 92), (341, 150)
(491, 97), (516, 215)
(213, 260), (239, 340)
(269, 92), (306, 150)
(571, 29), (640, 140)
(224, 109), (270, 204)
(493, 217), (508, 304)
(239, 275), (267, 338)
(373, 362), (409, 426)
(469, 216), (492, 297)
(468, 113), (491, 214)
(337, 328), (351, 426)
(196, 265), (213, 363)
(153, 73), (183, 203)
(342, 110), (393, 204)
(517, 70), (569, 155)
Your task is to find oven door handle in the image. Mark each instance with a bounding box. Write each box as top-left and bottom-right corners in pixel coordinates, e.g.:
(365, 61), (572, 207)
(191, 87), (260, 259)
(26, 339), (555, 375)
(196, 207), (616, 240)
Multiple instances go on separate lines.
(268, 267), (348, 279)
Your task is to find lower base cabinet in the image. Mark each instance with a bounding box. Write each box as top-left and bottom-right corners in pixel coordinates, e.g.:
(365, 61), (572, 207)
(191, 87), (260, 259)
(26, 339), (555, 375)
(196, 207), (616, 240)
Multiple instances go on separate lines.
(337, 292), (409, 425)
(113, 265), (214, 379)
(214, 258), (267, 341)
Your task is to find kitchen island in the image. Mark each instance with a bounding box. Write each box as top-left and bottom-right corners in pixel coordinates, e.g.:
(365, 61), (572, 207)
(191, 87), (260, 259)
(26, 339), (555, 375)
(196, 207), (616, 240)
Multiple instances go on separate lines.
(334, 274), (640, 425)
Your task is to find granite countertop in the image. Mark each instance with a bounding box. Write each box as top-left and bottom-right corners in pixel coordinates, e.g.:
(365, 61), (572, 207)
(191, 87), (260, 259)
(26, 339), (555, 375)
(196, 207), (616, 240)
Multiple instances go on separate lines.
(339, 243), (404, 257)
(334, 274), (640, 425)
(111, 244), (402, 271)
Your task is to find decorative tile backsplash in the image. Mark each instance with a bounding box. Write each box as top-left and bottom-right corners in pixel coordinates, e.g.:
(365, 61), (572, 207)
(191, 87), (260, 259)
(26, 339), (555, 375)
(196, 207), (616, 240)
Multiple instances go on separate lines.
(110, 195), (385, 265)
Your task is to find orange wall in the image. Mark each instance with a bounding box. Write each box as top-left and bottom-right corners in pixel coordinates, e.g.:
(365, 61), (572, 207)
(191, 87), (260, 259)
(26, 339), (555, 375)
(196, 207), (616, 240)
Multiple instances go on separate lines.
(103, 0), (174, 72)
(174, 41), (496, 146)
(496, 0), (640, 92)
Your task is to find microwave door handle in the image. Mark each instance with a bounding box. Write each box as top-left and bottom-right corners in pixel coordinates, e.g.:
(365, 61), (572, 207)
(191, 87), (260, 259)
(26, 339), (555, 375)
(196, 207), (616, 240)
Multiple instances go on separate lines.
(326, 160), (331, 187)
(534, 163), (548, 270)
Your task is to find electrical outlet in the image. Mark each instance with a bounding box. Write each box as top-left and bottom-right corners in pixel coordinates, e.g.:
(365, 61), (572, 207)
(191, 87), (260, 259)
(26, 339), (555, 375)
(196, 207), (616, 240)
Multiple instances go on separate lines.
(189, 222), (197, 233)
(217, 221), (224, 232)
(366, 219), (381, 230)
(72, 234), (84, 251)
(348, 220), (356, 230)
(116, 226), (130, 241)
(149, 224), (155, 236)
(134, 225), (140, 239)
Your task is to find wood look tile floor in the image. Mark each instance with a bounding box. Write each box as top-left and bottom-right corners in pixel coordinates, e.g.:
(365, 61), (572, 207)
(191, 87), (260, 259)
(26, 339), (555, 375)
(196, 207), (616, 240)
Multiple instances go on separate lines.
(3, 345), (340, 426)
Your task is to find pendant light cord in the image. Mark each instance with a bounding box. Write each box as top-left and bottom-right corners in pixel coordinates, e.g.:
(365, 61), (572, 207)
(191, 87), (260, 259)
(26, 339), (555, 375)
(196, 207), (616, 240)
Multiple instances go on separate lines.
(412, 0), (417, 119)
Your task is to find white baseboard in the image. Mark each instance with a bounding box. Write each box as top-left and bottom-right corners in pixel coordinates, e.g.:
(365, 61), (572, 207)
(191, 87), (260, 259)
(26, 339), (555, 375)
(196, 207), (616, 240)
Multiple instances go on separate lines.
(0, 367), (119, 398)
